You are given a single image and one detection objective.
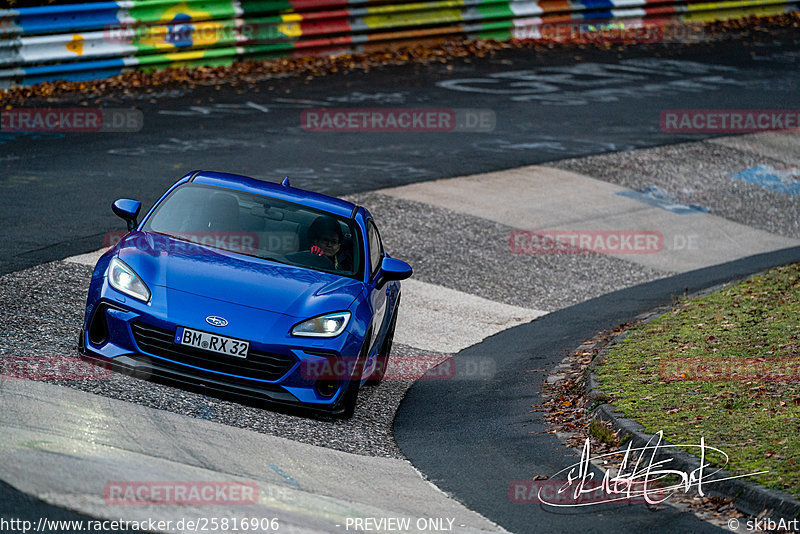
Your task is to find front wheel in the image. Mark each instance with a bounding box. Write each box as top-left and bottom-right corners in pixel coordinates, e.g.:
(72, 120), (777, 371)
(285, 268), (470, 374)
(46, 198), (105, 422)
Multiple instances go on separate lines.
(334, 327), (371, 419)
(366, 303), (398, 386)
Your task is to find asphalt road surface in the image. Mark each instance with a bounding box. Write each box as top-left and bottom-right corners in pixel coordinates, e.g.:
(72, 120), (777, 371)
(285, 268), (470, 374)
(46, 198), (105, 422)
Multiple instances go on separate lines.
(2, 129), (798, 532)
(394, 245), (800, 534)
(1, 35), (799, 275)
(0, 28), (798, 534)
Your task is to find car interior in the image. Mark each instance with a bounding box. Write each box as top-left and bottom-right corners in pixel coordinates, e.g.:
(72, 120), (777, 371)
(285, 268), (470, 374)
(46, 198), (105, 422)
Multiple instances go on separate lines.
(145, 184), (358, 275)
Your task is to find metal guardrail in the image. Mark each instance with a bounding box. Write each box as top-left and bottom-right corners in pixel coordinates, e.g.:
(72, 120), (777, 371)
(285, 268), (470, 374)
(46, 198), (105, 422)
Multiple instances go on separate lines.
(1, 0), (797, 88)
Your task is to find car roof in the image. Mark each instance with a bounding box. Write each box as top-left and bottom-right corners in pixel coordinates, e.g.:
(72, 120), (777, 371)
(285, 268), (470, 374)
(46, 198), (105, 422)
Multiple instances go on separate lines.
(190, 170), (357, 218)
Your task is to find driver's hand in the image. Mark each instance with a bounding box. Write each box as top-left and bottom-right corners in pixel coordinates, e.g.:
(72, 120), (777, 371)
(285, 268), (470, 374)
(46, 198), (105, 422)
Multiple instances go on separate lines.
(311, 245), (324, 255)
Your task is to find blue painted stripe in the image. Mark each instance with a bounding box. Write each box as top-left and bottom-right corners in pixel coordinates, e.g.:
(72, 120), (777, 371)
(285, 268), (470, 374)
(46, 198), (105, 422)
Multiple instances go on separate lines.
(617, 187), (709, 215)
(269, 465), (299, 487)
(580, 9), (616, 18)
(17, 2), (123, 35)
(22, 68), (126, 86)
(24, 57), (126, 76)
(730, 166), (800, 196)
(13, 2), (122, 16)
(578, 0), (616, 9)
(21, 57), (126, 86)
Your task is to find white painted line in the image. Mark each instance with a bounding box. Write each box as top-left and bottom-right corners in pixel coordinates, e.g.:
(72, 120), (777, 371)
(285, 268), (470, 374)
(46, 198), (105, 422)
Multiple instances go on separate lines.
(395, 278), (547, 354)
(64, 247), (107, 266)
(707, 131), (800, 166)
(64, 251), (547, 355)
(378, 165), (799, 273)
(0, 380), (507, 533)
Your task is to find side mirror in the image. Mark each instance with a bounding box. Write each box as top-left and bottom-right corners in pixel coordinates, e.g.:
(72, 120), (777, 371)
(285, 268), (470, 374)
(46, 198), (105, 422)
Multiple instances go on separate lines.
(112, 199), (142, 232)
(380, 257), (412, 282)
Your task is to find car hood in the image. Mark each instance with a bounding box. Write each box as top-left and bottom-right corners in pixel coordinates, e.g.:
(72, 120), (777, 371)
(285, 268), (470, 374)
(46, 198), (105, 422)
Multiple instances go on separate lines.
(116, 232), (364, 317)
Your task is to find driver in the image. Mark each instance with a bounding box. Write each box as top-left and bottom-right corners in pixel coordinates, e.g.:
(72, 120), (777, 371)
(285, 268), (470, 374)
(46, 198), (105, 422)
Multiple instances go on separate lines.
(307, 216), (352, 271)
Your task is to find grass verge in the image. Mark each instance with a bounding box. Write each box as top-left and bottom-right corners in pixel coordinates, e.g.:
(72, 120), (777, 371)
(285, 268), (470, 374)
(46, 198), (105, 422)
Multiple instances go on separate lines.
(596, 262), (800, 495)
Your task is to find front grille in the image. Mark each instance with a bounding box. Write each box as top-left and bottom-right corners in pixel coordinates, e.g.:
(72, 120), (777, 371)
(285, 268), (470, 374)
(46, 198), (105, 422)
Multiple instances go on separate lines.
(131, 322), (295, 382)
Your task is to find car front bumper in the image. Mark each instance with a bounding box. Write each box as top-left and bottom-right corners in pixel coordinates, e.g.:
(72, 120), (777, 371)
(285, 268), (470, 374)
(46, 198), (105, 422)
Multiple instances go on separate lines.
(79, 286), (364, 412)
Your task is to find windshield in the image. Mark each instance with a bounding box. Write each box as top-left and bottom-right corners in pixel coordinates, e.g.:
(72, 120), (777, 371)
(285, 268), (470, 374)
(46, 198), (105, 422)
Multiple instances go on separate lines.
(142, 183), (363, 279)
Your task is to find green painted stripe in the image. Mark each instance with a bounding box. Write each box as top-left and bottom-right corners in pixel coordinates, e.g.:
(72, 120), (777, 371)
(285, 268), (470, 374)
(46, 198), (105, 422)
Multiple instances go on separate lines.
(476, 3), (514, 18)
(243, 41), (297, 53)
(239, 0), (293, 16)
(129, 0), (237, 25)
(475, 28), (513, 39)
(476, 19), (514, 31)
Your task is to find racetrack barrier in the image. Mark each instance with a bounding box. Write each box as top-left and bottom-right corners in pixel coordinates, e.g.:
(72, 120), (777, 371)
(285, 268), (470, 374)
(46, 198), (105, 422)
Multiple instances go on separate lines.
(1, 0), (798, 88)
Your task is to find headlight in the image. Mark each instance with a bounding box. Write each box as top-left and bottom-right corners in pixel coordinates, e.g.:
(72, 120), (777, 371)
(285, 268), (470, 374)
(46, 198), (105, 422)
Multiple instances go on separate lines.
(291, 312), (350, 337)
(108, 257), (151, 302)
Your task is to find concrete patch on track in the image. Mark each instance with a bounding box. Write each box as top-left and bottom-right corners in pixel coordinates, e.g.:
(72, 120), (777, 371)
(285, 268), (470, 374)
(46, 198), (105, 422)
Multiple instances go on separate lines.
(393, 279), (546, 354)
(64, 250), (545, 356)
(0, 261), (443, 458)
(347, 192), (668, 311)
(708, 132), (800, 167)
(0, 379), (506, 534)
(551, 133), (800, 239)
(3, 131), (798, 533)
(377, 165), (799, 274)
(65, 248), (107, 267)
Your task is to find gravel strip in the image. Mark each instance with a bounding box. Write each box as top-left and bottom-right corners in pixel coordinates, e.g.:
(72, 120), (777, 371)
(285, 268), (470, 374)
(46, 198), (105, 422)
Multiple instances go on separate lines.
(346, 192), (670, 311)
(4, 134), (789, 461)
(550, 138), (800, 239)
(0, 261), (450, 458)
(709, 132), (800, 168)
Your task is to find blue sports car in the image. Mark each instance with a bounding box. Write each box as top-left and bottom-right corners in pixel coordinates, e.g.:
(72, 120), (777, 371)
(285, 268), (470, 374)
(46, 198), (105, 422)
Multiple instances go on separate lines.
(79, 170), (412, 418)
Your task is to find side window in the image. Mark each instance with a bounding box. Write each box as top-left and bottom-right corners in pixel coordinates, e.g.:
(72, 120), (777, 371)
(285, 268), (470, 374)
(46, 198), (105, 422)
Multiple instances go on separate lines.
(367, 220), (383, 277)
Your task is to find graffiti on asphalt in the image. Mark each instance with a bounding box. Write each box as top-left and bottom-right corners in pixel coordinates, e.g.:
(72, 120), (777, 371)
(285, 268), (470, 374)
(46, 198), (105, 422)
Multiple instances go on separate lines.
(437, 59), (748, 105)
(107, 136), (284, 156)
(156, 93), (410, 117)
(471, 137), (635, 155)
(268, 161), (430, 183)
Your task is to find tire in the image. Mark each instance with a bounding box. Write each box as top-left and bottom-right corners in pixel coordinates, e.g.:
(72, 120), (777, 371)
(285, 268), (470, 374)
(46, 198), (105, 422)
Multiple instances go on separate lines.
(366, 303), (398, 386)
(335, 327), (371, 419)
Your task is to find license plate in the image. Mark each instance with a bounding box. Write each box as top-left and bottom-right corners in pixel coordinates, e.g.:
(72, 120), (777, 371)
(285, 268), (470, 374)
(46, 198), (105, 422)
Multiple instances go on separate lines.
(174, 327), (249, 358)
